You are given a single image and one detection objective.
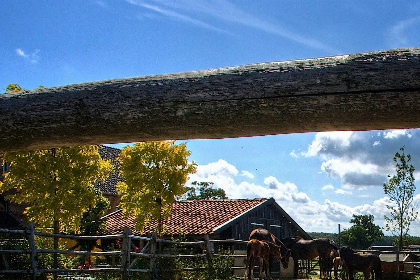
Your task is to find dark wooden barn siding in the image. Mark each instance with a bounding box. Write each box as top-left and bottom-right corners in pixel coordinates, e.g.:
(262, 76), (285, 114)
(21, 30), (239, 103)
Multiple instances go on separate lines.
(217, 202), (300, 241)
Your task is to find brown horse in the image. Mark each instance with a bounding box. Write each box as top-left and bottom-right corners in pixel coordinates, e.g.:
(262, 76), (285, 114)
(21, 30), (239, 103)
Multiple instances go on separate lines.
(246, 239), (281, 280)
(333, 256), (372, 280)
(281, 236), (338, 279)
(339, 246), (382, 280)
(249, 228), (292, 268)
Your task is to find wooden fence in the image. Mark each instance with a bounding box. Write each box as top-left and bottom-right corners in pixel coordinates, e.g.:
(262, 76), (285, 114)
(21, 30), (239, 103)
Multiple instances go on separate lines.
(296, 249), (420, 279)
(0, 225), (247, 279)
(2, 225), (420, 280)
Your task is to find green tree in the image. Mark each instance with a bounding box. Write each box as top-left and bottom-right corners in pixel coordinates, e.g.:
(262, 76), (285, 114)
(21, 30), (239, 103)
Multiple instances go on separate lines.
(340, 214), (384, 249)
(383, 146), (418, 250)
(117, 141), (197, 236)
(183, 181), (227, 200)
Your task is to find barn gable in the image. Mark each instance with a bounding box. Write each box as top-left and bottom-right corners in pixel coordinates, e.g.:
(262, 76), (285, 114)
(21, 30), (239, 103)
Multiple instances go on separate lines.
(213, 198), (310, 241)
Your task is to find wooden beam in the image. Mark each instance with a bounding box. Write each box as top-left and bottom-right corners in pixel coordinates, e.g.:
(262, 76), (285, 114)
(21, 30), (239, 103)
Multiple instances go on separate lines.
(2, 48), (420, 153)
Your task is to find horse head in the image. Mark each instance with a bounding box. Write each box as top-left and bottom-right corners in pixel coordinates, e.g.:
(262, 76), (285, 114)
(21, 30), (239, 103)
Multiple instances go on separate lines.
(281, 248), (292, 269)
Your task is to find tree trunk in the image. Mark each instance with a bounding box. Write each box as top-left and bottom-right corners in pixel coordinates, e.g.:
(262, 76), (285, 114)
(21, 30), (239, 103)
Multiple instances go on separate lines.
(53, 219), (59, 280)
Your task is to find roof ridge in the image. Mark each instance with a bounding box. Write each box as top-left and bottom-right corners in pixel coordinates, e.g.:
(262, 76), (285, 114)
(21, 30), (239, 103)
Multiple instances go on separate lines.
(101, 208), (123, 220)
(176, 198), (268, 202)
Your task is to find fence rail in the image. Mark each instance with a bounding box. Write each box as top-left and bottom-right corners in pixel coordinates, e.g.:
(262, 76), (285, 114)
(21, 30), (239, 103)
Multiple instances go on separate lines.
(0, 225), (246, 279)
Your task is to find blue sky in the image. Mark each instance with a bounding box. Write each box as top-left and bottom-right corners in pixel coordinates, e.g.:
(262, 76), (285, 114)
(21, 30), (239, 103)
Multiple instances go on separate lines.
(2, 0), (420, 235)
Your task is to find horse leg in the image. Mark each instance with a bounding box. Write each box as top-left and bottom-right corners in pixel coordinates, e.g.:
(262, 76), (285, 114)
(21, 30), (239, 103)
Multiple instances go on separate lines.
(333, 261), (338, 280)
(258, 257), (265, 280)
(348, 267), (354, 280)
(248, 255), (255, 280)
(265, 257), (271, 280)
(320, 258), (324, 279)
(245, 254), (250, 280)
(363, 269), (370, 280)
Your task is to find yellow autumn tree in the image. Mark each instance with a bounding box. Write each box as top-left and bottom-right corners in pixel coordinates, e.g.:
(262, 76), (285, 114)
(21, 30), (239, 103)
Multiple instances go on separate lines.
(117, 141), (196, 235)
(5, 83), (24, 93)
(0, 146), (113, 233)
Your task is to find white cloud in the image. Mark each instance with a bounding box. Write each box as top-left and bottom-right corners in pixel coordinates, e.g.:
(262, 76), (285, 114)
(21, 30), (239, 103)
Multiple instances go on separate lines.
(292, 192), (310, 203)
(322, 184), (334, 191)
(94, 0), (108, 8)
(240, 170), (254, 179)
(195, 159), (238, 177)
(126, 0), (339, 53)
(16, 48), (40, 64)
(303, 129), (420, 189)
(16, 48), (28, 58)
(323, 199), (354, 220)
(290, 150), (300, 159)
(264, 176), (298, 193)
(383, 129), (411, 139)
(126, 0), (228, 33)
(303, 131), (354, 158)
(387, 17), (420, 48)
(187, 158), (420, 235)
(335, 189), (352, 195)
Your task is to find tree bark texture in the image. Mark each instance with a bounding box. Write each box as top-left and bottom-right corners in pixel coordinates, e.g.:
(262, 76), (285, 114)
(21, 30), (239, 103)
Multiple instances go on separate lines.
(2, 48), (420, 153)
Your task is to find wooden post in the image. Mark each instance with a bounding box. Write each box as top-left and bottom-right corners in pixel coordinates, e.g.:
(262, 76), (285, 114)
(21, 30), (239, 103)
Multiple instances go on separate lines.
(121, 227), (131, 280)
(149, 232), (158, 279)
(3, 48), (420, 153)
(111, 243), (115, 267)
(396, 249), (400, 280)
(28, 223), (37, 280)
(205, 235), (214, 277)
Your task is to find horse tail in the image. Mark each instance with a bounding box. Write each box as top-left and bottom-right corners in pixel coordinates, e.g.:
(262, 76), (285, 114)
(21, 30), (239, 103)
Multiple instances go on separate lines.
(373, 256), (382, 280)
(246, 240), (255, 279)
(246, 241), (251, 277)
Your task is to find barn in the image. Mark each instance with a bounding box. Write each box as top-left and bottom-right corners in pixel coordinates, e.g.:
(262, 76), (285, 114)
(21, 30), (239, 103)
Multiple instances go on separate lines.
(103, 197), (310, 241)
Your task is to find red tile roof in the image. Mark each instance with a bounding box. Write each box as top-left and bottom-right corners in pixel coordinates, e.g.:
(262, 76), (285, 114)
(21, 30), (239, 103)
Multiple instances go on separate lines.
(103, 198), (267, 236)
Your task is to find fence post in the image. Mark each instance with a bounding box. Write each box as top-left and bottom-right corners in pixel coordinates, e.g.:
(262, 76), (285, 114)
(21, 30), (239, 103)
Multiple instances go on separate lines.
(121, 227), (131, 280)
(205, 235), (214, 276)
(28, 223), (37, 280)
(396, 249), (400, 280)
(150, 232), (158, 279)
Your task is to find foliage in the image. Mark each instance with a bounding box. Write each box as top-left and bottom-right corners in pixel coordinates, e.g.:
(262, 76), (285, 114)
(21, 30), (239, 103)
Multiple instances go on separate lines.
(70, 190), (110, 265)
(0, 145), (113, 232)
(117, 141), (197, 235)
(182, 181), (227, 200)
(308, 232), (338, 240)
(0, 232), (74, 280)
(77, 191), (109, 238)
(4, 84), (23, 93)
(0, 233), (30, 271)
(340, 214), (384, 249)
(4, 84), (45, 94)
(34, 235), (73, 271)
(383, 146), (418, 249)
